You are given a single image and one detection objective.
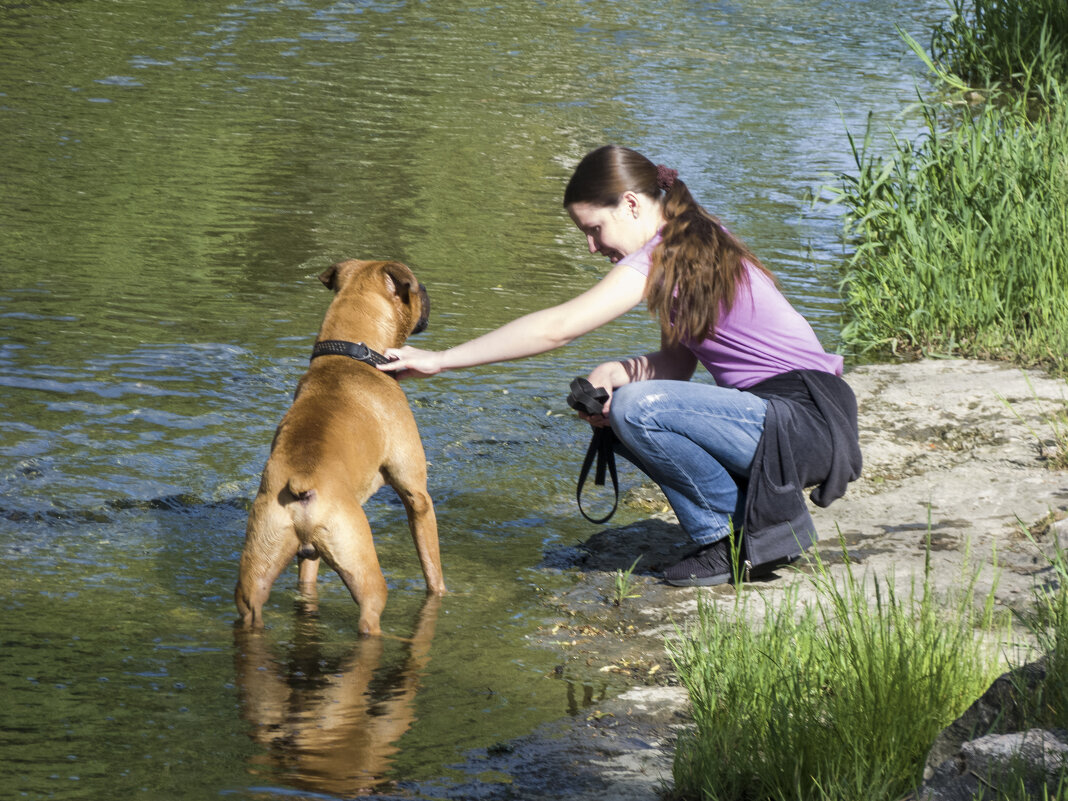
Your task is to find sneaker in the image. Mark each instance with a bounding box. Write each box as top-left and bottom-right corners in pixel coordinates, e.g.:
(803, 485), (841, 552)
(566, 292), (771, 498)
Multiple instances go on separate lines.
(662, 538), (735, 587)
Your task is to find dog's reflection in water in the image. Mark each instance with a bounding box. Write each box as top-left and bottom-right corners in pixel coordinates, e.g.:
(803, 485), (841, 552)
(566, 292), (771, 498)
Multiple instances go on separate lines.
(233, 594), (441, 796)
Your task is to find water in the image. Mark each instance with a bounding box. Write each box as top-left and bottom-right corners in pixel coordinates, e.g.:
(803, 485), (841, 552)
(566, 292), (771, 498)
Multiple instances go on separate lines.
(1, 1), (944, 797)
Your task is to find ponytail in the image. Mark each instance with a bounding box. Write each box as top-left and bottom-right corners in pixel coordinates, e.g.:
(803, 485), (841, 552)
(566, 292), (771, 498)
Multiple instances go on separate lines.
(649, 181), (772, 345)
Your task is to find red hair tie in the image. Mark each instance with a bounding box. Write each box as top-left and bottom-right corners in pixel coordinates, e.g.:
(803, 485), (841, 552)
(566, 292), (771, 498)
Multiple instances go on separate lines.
(656, 164), (678, 192)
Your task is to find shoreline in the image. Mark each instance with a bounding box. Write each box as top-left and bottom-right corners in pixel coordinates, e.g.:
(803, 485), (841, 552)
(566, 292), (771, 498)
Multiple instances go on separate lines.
(420, 358), (1068, 800)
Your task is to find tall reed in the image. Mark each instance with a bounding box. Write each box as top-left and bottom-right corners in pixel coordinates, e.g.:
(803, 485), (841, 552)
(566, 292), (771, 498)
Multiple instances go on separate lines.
(667, 550), (1001, 801)
(926, 0), (1068, 92)
(829, 85), (1068, 373)
(828, 0), (1068, 374)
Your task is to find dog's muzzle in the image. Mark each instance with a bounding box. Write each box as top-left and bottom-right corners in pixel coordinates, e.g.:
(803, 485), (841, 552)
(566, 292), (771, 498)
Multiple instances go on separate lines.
(412, 283), (430, 336)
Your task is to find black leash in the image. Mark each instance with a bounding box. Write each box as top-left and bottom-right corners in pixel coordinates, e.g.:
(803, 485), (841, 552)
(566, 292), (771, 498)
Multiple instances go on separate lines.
(566, 377), (619, 524)
(310, 340), (393, 367)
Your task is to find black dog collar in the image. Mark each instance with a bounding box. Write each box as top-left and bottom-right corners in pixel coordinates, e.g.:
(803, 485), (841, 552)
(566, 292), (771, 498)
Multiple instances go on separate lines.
(310, 339), (392, 367)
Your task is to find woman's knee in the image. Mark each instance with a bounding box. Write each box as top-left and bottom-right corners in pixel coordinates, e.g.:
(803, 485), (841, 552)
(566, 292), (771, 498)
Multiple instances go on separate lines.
(607, 382), (649, 429)
(608, 382), (678, 448)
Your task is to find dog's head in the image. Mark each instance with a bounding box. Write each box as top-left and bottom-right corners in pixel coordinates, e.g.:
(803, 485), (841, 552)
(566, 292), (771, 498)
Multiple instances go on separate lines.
(318, 259), (430, 342)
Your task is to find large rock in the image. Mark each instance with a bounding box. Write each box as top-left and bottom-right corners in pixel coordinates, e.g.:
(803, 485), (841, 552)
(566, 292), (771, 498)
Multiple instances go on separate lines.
(919, 659), (1068, 799)
(920, 728), (1068, 800)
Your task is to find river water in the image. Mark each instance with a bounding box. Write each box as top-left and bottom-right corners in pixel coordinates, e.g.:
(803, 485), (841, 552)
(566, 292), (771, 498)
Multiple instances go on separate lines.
(1, 1), (942, 798)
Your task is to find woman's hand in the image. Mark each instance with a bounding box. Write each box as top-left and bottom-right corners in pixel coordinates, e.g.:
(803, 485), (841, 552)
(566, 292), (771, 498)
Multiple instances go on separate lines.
(579, 360), (631, 427)
(577, 340), (698, 427)
(378, 346), (446, 379)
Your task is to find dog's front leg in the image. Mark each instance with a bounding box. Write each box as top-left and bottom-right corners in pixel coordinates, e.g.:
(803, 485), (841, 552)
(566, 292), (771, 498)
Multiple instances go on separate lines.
(398, 487), (445, 596)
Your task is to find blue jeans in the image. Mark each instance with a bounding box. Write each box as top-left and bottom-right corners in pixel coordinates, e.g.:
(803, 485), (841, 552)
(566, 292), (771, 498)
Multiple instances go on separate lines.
(608, 380), (768, 545)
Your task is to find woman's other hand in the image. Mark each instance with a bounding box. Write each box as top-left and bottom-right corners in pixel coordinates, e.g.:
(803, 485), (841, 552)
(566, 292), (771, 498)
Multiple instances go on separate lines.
(578, 340), (698, 426)
(580, 360), (630, 427)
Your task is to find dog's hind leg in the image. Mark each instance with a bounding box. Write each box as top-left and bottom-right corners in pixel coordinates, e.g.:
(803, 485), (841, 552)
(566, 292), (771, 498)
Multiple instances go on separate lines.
(235, 499), (300, 628)
(296, 544), (320, 589)
(313, 501), (389, 636)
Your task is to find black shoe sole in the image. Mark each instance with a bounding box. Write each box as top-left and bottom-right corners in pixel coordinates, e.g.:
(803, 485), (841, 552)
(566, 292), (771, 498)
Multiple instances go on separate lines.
(664, 554), (802, 587)
(663, 570), (734, 587)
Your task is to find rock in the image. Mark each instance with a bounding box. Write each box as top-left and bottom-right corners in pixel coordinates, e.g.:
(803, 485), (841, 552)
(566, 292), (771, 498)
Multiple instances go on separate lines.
(920, 728), (1068, 800)
(918, 656), (1068, 799)
(923, 659), (1049, 780)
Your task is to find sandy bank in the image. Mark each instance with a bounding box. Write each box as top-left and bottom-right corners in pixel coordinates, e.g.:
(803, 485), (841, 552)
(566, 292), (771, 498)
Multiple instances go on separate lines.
(426, 359), (1068, 800)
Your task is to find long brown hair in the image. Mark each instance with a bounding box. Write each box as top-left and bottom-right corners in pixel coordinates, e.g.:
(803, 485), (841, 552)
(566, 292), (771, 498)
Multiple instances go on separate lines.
(563, 145), (773, 345)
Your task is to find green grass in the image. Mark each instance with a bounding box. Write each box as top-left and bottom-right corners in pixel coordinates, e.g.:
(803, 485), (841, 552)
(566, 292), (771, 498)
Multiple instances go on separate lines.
(828, 0), (1068, 375)
(971, 526), (1068, 800)
(1016, 526), (1068, 729)
(974, 773), (1068, 800)
(666, 547), (1002, 801)
(828, 86), (1068, 373)
(611, 556), (642, 606)
(666, 529), (1068, 801)
(924, 0), (1068, 94)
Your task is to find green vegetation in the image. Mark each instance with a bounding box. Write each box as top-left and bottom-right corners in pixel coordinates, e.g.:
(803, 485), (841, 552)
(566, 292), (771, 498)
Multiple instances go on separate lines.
(975, 776), (1068, 801)
(1017, 528), (1068, 730)
(665, 519), (1068, 801)
(829, 0), (1068, 374)
(611, 556), (643, 606)
(666, 549), (1002, 801)
(968, 527), (1068, 800)
(926, 0), (1068, 93)
(1000, 376), (1068, 469)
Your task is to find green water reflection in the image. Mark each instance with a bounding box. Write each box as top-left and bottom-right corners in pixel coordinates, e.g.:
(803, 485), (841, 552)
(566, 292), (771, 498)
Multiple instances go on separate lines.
(1, 0), (944, 797)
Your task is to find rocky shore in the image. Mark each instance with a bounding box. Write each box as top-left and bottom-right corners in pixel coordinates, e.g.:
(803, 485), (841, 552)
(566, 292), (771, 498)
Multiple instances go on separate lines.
(429, 359), (1068, 800)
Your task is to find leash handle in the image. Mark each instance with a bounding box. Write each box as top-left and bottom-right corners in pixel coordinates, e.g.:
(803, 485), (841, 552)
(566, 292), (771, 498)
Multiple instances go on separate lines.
(567, 377), (619, 524)
(576, 427), (619, 524)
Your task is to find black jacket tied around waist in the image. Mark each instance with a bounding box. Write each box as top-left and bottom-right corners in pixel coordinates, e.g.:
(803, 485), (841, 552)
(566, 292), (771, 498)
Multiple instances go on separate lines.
(741, 369), (863, 566)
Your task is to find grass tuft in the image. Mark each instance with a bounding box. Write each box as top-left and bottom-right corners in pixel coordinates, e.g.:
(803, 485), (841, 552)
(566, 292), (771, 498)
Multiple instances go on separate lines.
(827, 87), (1068, 374)
(666, 545), (1001, 801)
(926, 0), (1068, 95)
(1016, 525), (1068, 729)
(611, 556), (642, 606)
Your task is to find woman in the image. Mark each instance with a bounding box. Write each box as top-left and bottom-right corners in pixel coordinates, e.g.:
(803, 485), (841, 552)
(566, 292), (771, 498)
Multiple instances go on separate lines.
(380, 145), (861, 586)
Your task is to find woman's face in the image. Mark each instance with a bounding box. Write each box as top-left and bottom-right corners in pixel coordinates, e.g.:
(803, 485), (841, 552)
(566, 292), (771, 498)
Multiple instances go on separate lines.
(567, 196), (650, 264)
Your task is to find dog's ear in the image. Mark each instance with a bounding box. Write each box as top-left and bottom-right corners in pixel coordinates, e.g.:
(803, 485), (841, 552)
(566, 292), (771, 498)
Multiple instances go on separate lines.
(381, 261), (420, 305)
(381, 261), (430, 336)
(318, 263), (341, 290)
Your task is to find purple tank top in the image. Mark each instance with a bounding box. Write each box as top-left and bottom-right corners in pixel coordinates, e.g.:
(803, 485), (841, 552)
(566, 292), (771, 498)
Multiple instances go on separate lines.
(619, 235), (843, 389)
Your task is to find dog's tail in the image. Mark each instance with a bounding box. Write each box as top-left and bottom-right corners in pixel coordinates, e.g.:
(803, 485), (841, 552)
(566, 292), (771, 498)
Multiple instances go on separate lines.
(285, 475), (325, 560)
(285, 475), (317, 506)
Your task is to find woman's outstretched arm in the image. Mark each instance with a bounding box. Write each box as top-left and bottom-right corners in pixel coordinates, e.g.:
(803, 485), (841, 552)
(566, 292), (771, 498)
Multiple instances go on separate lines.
(379, 262), (647, 378)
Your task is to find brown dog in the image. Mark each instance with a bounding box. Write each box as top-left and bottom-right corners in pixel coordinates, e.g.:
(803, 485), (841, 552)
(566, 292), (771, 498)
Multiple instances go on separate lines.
(235, 259), (445, 635)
